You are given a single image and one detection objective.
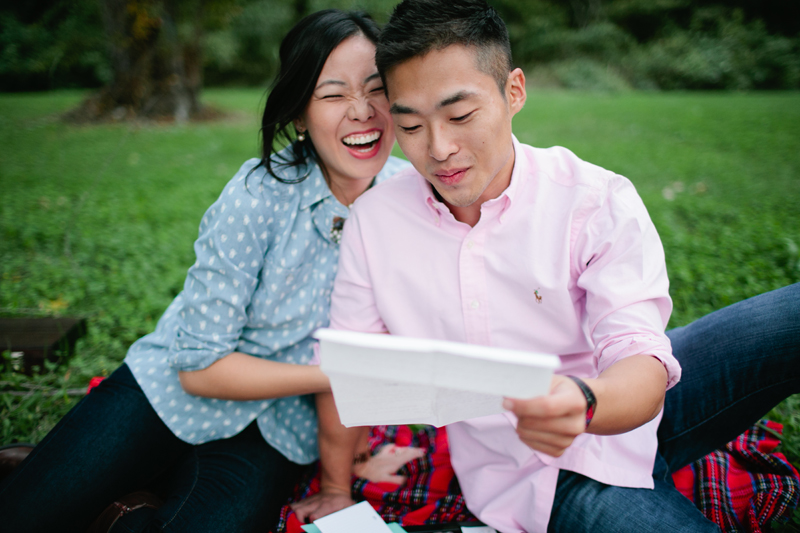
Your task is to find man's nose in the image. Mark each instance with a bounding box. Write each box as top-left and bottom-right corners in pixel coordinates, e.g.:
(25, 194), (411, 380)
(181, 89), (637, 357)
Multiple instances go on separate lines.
(428, 124), (457, 161)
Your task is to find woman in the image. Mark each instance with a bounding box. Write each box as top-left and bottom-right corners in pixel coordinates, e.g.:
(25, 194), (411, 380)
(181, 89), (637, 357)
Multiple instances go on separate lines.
(0, 10), (411, 533)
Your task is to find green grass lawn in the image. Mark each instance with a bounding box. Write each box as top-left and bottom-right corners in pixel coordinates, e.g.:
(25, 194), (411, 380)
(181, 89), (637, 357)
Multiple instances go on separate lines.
(1, 88), (799, 527)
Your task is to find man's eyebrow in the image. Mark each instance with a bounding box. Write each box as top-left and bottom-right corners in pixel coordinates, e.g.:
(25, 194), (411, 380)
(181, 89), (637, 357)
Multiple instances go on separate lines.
(390, 103), (417, 115)
(390, 91), (478, 114)
(438, 91), (476, 108)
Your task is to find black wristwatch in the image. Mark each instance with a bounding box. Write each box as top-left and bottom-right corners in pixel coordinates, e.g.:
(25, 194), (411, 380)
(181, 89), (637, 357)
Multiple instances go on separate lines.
(567, 376), (597, 428)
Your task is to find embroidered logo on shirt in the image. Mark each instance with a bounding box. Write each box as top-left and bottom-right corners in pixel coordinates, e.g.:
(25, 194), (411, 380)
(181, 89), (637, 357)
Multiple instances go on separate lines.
(534, 288), (543, 304)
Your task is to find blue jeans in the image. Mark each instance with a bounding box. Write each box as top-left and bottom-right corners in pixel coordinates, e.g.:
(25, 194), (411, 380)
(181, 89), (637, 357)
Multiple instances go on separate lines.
(0, 363), (306, 533)
(549, 283), (800, 532)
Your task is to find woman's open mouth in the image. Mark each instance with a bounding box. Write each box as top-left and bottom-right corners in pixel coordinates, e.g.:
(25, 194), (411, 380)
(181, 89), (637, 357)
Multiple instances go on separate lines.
(342, 130), (382, 159)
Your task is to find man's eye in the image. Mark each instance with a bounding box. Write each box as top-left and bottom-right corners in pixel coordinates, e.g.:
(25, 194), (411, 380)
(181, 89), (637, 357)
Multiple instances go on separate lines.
(400, 125), (421, 133)
(452, 112), (473, 122)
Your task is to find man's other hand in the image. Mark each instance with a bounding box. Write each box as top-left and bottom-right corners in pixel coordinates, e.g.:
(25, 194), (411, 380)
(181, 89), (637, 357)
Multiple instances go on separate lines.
(503, 375), (587, 457)
(290, 488), (355, 523)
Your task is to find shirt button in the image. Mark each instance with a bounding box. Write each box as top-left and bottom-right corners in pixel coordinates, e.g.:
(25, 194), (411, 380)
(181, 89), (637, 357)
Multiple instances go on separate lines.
(470, 300), (480, 309)
(466, 240), (474, 249)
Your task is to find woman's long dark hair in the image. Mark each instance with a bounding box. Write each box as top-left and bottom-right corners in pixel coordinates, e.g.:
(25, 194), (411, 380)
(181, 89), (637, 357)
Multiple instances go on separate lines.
(257, 10), (381, 184)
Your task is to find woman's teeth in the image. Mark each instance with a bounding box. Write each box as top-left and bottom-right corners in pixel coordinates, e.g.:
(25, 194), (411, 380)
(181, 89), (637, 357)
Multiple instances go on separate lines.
(342, 131), (381, 152)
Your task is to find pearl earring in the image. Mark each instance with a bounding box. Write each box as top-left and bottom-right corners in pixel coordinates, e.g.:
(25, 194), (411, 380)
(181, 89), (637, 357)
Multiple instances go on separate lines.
(297, 131), (306, 142)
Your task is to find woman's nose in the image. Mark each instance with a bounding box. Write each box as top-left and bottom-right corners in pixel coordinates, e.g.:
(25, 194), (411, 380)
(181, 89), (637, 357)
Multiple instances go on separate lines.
(347, 97), (374, 122)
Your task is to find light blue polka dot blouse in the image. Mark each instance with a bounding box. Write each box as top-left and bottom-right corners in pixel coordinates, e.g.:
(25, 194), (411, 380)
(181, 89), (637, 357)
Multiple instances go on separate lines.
(125, 151), (410, 464)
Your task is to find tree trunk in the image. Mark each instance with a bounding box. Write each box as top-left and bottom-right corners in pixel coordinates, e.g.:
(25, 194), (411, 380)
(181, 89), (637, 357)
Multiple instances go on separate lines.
(67, 0), (206, 123)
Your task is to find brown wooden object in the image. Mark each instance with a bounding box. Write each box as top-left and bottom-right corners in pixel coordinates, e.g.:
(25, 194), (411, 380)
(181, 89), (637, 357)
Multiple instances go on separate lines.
(0, 317), (87, 374)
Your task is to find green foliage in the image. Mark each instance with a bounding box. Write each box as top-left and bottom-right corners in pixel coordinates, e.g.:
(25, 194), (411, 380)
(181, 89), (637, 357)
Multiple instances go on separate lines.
(0, 0), (110, 91)
(516, 20), (637, 64)
(203, 1), (295, 86)
(3, 0), (799, 93)
(627, 9), (800, 90)
(203, 0), (398, 86)
(538, 58), (632, 91)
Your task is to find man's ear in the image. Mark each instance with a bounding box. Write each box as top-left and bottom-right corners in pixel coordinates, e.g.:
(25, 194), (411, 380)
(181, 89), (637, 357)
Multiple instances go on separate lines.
(506, 68), (527, 116)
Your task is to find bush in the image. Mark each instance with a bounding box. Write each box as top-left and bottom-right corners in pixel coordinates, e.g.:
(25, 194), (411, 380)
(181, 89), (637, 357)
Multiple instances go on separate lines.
(0, 1), (110, 92)
(531, 58), (632, 91)
(517, 21), (637, 65)
(626, 9), (800, 90)
(203, 1), (294, 87)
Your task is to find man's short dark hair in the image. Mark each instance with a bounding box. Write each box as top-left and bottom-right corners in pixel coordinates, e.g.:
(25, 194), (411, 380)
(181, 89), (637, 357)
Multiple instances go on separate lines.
(376, 0), (513, 95)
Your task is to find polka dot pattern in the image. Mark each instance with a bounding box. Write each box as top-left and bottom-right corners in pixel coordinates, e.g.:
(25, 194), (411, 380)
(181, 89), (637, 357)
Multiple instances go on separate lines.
(126, 154), (411, 464)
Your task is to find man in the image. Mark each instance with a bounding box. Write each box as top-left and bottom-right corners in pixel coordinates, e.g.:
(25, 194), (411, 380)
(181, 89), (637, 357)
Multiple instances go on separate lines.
(292, 1), (800, 531)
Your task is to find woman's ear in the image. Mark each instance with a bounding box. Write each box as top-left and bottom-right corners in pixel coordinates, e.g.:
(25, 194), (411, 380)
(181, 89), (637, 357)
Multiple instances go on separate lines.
(293, 117), (306, 134)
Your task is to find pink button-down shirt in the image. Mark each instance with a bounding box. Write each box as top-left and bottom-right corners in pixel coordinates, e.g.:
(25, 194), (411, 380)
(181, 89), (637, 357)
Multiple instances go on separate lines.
(329, 136), (680, 533)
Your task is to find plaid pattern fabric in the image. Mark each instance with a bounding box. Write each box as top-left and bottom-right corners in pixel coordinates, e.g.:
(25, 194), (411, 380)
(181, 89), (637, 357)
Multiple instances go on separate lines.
(273, 425), (477, 532)
(671, 420), (799, 532)
(273, 422), (799, 533)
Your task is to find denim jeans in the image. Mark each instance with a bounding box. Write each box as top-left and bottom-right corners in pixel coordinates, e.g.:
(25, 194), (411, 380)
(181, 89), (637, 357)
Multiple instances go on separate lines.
(0, 363), (306, 533)
(549, 283), (800, 532)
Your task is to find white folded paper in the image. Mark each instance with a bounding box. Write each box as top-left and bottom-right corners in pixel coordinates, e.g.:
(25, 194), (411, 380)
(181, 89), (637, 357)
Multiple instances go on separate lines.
(313, 329), (560, 427)
(313, 501), (393, 533)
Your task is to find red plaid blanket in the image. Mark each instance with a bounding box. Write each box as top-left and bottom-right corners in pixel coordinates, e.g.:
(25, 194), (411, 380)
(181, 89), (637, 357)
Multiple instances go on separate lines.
(274, 422), (799, 532)
(672, 420), (799, 532)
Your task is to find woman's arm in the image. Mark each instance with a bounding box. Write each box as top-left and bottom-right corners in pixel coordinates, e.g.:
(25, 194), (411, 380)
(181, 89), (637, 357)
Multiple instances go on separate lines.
(291, 391), (363, 521)
(178, 352), (330, 400)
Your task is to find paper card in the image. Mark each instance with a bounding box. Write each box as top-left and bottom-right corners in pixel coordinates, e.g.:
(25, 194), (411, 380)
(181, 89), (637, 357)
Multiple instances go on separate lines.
(461, 527), (498, 533)
(301, 522), (407, 533)
(314, 329), (559, 428)
(313, 501), (394, 533)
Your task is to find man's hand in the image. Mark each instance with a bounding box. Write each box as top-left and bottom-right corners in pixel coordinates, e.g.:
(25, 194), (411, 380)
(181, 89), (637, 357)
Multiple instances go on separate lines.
(503, 374), (587, 457)
(290, 487), (355, 523)
(353, 444), (426, 485)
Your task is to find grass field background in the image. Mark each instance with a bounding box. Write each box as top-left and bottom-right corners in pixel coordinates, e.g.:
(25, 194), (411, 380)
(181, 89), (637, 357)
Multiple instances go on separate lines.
(1, 88), (799, 527)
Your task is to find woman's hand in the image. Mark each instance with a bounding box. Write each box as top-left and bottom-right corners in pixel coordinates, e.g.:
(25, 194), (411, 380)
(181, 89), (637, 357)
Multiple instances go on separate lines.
(353, 444), (425, 485)
(290, 486), (355, 523)
(290, 444), (424, 522)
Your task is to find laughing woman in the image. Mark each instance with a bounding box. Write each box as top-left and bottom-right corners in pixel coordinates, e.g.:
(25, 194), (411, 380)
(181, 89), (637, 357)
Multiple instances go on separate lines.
(0, 10), (409, 533)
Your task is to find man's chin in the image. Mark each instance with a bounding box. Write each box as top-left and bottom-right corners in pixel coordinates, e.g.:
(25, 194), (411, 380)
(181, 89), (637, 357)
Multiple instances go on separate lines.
(437, 191), (480, 209)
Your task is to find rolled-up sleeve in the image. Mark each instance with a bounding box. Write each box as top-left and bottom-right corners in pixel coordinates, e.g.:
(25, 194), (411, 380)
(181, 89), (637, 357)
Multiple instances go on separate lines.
(169, 162), (270, 371)
(574, 175), (681, 389)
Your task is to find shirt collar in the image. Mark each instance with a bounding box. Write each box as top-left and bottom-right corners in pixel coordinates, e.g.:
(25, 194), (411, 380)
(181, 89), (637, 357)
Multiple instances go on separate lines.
(417, 134), (527, 224)
(297, 162), (334, 211)
(503, 134), (527, 205)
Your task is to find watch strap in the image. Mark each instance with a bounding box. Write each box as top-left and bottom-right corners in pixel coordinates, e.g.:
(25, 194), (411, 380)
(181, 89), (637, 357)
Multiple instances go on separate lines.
(567, 375), (597, 428)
